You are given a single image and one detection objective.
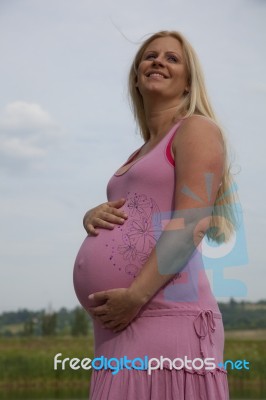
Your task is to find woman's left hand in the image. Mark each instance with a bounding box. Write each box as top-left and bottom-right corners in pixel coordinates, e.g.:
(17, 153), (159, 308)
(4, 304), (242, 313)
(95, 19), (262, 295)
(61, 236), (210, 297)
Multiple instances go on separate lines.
(88, 288), (145, 333)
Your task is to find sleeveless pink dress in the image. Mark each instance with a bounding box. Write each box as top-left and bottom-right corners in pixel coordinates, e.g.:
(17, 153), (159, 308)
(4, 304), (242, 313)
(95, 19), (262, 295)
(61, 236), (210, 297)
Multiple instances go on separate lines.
(73, 121), (230, 399)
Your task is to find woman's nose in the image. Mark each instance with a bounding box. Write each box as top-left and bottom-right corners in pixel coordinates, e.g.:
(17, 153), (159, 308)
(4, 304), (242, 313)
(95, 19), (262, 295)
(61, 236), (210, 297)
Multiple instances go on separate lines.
(152, 57), (165, 67)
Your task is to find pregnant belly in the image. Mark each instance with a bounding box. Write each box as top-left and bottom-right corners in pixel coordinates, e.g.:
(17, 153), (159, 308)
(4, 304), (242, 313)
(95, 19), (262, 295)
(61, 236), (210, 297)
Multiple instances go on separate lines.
(73, 225), (145, 312)
(73, 220), (219, 316)
(73, 193), (164, 312)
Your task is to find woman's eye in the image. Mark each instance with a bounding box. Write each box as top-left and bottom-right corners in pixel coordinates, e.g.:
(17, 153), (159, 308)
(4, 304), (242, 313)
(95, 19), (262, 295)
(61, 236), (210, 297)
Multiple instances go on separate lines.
(144, 53), (179, 62)
(168, 55), (178, 62)
(145, 54), (156, 60)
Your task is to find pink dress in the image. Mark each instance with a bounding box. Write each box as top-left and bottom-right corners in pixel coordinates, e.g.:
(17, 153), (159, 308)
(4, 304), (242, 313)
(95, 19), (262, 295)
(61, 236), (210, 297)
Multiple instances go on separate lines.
(73, 121), (230, 399)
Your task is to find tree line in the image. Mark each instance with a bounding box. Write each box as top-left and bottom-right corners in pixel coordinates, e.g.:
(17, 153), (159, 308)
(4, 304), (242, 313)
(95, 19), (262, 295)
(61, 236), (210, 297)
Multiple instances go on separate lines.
(1, 299), (266, 337)
(0, 306), (91, 337)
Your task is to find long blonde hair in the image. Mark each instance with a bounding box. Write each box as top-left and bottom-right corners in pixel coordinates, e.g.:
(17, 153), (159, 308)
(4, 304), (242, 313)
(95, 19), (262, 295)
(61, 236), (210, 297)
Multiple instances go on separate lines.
(128, 30), (239, 243)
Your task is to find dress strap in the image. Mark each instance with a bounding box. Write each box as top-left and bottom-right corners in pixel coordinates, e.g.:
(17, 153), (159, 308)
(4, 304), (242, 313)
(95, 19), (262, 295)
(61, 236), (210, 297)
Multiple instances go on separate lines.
(165, 119), (184, 166)
(193, 309), (216, 358)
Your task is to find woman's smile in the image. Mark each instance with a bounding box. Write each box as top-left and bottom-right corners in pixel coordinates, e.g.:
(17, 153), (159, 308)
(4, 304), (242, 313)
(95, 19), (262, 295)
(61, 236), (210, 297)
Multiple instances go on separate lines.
(147, 73), (166, 79)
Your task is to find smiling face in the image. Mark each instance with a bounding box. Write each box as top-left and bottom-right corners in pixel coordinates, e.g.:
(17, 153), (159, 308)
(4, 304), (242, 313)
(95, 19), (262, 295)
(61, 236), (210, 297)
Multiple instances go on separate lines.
(136, 36), (189, 104)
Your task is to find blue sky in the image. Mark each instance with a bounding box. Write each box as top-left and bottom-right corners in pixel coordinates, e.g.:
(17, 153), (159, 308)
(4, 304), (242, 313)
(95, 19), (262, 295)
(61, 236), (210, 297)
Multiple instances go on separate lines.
(0, 0), (265, 312)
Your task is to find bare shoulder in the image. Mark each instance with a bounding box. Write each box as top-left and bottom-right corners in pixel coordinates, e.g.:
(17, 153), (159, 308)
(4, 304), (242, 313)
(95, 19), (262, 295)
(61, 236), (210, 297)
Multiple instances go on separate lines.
(172, 115), (225, 177)
(179, 114), (222, 140)
(173, 114), (224, 155)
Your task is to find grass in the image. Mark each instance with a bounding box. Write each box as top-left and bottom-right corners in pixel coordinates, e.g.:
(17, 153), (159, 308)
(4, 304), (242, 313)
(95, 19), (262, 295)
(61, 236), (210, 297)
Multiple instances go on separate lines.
(225, 329), (266, 340)
(0, 336), (93, 383)
(0, 331), (265, 399)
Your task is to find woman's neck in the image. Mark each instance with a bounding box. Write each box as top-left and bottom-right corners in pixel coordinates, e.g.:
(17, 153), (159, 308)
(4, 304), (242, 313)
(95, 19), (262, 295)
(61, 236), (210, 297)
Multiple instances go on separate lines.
(143, 98), (183, 141)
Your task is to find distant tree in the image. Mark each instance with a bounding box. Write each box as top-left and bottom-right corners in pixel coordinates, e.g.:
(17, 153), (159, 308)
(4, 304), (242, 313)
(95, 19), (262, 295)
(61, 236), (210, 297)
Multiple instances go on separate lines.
(71, 307), (89, 336)
(255, 318), (266, 329)
(240, 300), (246, 309)
(257, 299), (266, 305)
(23, 318), (34, 336)
(41, 312), (57, 336)
(229, 297), (237, 309)
(56, 307), (72, 334)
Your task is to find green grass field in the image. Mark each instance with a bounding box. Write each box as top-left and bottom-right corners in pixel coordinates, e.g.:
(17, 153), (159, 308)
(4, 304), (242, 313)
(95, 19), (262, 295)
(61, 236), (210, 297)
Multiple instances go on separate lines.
(0, 331), (265, 399)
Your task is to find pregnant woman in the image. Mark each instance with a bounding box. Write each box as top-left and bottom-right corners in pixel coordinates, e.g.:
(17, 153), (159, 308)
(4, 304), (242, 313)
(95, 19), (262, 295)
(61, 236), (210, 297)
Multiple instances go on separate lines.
(73, 30), (237, 399)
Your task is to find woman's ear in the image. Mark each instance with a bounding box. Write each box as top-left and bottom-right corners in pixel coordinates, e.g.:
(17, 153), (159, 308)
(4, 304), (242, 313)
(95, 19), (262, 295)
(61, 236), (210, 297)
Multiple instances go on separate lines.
(184, 78), (190, 93)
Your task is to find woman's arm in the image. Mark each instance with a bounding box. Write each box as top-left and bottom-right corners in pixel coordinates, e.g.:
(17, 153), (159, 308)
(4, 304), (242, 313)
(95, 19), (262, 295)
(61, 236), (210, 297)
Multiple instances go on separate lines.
(129, 116), (224, 301)
(89, 117), (224, 331)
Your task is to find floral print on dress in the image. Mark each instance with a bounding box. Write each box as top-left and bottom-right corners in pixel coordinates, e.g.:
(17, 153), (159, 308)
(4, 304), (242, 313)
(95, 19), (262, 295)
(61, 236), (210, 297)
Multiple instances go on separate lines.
(106, 192), (163, 278)
(127, 194), (151, 217)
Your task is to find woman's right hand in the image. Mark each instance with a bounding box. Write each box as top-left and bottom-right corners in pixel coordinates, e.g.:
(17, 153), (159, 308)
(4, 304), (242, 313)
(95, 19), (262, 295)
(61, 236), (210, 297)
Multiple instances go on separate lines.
(83, 198), (128, 236)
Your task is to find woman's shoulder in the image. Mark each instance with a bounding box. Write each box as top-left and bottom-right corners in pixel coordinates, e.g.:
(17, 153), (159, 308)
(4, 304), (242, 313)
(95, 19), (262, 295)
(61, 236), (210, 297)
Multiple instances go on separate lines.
(180, 114), (220, 131)
(170, 114), (225, 177)
(172, 114), (224, 157)
(176, 114), (223, 143)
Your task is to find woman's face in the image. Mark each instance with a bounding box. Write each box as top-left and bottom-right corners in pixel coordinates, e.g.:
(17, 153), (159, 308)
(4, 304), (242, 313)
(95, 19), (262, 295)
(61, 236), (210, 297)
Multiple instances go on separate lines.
(136, 36), (189, 103)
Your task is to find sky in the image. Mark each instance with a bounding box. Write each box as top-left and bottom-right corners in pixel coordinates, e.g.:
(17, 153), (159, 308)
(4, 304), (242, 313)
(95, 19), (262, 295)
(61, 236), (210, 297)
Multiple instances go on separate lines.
(0, 0), (265, 313)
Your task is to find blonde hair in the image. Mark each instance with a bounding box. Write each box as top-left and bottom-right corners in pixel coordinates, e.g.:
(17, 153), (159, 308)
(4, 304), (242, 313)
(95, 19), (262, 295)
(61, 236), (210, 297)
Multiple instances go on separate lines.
(128, 30), (239, 243)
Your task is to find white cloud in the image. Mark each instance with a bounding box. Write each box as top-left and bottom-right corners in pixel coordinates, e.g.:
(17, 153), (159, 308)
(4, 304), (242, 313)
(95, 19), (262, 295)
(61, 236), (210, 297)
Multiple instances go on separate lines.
(0, 101), (63, 170)
(0, 136), (45, 158)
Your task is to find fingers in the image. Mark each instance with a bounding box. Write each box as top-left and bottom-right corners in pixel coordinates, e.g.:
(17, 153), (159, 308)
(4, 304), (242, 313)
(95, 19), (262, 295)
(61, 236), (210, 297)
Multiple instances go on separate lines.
(90, 308), (129, 332)
(113, 324), (127, 333)
(90, 305), (108, 317)
(86, 224), (99, 236)
(88, 211), (127, 232)
(85, 216), (120, 234)
(102, 319), (128, 332)
(107, 198), (126, 209)
(107, 198), (128, 219)
(93, 217), (116, 230)
(83, 198), (128, 234)
(89, 306), (128, 331)
(89, 291), (109, 303)
(108, 207), (128, 220)
(100, 211), (127, 225)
